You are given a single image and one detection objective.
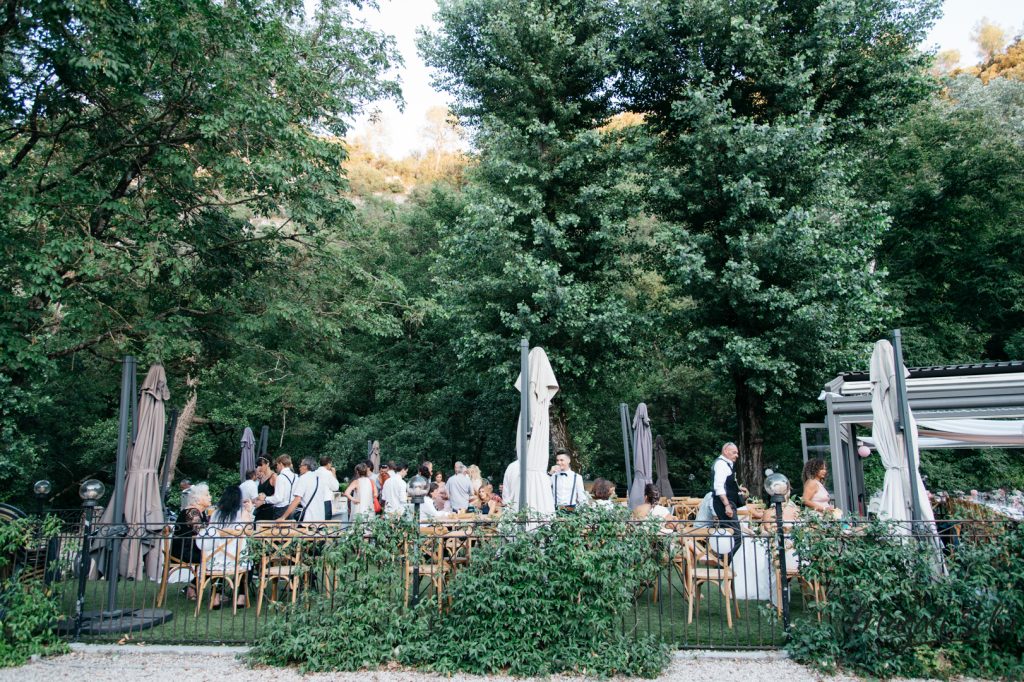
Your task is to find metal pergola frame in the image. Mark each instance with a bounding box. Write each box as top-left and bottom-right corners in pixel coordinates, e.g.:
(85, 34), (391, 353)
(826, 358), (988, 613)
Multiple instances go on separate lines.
(819, 361), (1024, 514)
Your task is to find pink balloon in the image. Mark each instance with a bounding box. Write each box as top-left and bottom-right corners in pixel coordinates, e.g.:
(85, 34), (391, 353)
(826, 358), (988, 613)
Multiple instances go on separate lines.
(857, 444), (871, 458)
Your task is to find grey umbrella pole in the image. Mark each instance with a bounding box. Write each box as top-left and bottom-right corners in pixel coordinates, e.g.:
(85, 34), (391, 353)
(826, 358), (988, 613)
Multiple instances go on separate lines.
(107, 355), (135, 613)
(158, 408), (179, 506)
(619, 403), (633, 494)
(130, 364), (138, 444)
(367, 440), (372, 459)
(519, 339), (529, 511)
(892, 329), (923, 535)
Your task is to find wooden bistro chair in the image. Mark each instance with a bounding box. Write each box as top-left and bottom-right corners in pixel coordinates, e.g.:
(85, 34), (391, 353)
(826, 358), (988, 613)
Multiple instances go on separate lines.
(194, 528), (251, 616)
(680, 527), (739, 628)
(156, 525), (197, 607)
(254, 526), (307, 617)
(769, 533), (823, 618)
(404, 526), (448, 611)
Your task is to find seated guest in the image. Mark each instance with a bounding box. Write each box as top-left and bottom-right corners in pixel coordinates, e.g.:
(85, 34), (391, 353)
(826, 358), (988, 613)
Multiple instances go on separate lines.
(431, 482), (451, 512)
(632, 483), (672, 520)
(172, 482), (211, 599)
(469, 481), (502, 516)
(419, 482), (452, 521)
(239, 469), (259, 504)
(196, 486), (252, 609)
(802, 458), (836, 513)
(588, 478), (616, 507)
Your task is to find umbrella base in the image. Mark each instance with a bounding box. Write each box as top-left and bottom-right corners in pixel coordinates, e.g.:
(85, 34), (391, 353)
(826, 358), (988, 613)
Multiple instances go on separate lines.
(60, 608), (173, 635)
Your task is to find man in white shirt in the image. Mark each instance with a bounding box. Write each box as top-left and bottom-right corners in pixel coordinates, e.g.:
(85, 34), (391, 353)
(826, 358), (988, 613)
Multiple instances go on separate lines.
(239, 469), (259, 504)
(419, 482), (451, 522)
(710, 442), (746, 561)
(447, 463), (473, 512)
(279, 457), (326, 523)
(255, 454), (296, 520)
(551, 451), (588, 509)
(315, 456), (340, 520)
(380, 461), (409, 516)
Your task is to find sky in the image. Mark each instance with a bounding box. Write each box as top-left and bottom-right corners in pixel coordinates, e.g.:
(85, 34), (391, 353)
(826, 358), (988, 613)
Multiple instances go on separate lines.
(349, 0), (1024, 159)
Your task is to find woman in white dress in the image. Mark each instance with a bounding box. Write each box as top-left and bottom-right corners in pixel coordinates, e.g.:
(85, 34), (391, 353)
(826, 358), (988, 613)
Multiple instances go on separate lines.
(196, 485), (252, 609)
(344, 462), (375, 519)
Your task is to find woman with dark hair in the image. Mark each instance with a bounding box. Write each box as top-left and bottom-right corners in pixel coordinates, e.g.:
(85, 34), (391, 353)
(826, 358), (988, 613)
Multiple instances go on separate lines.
(633, 483), (672, 520)
(253, 456), (277, 522)
(196, 485), (252, 609)
(589, 478), (615, 507)
(344, 462), (375, 519)
(801, 458), (834, 513)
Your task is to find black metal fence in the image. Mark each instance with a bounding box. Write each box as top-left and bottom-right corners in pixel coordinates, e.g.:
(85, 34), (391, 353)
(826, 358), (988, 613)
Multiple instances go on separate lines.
(3, 513), (1015, 650)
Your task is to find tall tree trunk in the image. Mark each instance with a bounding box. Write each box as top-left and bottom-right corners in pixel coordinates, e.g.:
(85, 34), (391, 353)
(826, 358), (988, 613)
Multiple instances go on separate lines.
(734, 377), (766, 496)
(549, 408), (581, 471)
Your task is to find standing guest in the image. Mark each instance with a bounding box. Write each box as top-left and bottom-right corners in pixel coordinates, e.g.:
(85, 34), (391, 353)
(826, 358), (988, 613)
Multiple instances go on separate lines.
(278, 457), (326, 523)
(344, 463), (376, 519)
(420, 461), (433, 478)
(551, 451), (588, 510)
(196, 485), (252, 609)
(255, 454), (296, 520)
(316, 455), (341, 520)
(801, 458), (835, 513)
(239, 469), (259, 504)
(447, 464), (474, 513)
(253, 457), (277, 522)
(179, 479), (194, 510)
(711, 442), (746, 561)
(378, 462), (392, 491)
(433, 471), (445, 486)
(171, 482), (211, 600)
(418, 463), (432, 480)
(381, 461), (409, 516)
(467, 465), (483, 495)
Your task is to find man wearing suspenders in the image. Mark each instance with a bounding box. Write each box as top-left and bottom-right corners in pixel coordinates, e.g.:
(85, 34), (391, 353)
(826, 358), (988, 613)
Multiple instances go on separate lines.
(280, 457), (327, 523)
(551, 451), (587, 511)
(710, 442), (747, 562)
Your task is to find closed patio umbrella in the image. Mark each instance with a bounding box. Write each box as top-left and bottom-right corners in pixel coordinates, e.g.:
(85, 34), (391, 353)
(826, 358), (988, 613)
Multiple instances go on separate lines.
(370, 440), (381, 474)
(98, 364), (170, 580)
(511, 347), (557, 516)
(240, 427), (256, 483)
(654, 435), (674, 498)
(627, 403), (653, 509)
(870, 340), (938, 534)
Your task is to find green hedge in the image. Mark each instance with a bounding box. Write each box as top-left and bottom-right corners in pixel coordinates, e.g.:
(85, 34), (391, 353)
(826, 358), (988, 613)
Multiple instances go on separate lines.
(788, 519), (1024, 679)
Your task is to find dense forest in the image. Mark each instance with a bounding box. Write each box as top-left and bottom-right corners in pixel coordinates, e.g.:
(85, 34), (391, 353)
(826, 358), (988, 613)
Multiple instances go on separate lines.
(2, 0), (1022, 508)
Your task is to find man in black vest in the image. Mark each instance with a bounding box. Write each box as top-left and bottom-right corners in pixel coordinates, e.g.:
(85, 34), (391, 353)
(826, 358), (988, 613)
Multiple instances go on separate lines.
(710, 442), (746, 562)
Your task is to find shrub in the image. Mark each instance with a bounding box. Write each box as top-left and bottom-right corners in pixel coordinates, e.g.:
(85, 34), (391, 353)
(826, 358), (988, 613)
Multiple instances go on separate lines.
(246, 508), (670, 677)
(0, 516), (68, 667)
(787, 518), (1024, 679)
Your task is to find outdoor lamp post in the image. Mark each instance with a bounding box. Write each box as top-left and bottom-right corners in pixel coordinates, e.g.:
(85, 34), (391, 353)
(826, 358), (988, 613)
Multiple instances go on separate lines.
(407, 474), (429, 607)
(764, 472), (792, 631)
(75, 479), (105, 640)
(33, 479), (51, 516)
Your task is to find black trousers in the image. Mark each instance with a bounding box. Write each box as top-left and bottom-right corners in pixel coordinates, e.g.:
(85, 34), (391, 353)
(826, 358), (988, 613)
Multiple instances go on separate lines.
(711, 497), (742, 562)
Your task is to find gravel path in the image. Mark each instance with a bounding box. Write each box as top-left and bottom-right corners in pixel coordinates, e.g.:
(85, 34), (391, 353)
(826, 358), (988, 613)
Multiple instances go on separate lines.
(0, 650), (862, 682)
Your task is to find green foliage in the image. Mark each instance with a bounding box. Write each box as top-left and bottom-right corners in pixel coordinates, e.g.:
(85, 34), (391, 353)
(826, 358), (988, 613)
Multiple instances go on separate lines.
(0, 517), (69, 667)
(788, 519), (1024, 679)
(248, 512), (670, 677)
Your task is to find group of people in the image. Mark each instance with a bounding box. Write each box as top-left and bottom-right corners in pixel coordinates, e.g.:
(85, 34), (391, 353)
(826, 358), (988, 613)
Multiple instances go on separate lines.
(341, 459), (504, 521)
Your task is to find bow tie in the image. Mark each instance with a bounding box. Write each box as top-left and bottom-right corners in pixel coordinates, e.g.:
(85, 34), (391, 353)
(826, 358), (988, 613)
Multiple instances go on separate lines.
(559, 472), (568, 476)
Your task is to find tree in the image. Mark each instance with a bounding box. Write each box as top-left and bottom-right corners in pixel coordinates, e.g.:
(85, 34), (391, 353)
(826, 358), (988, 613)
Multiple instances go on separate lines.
(0, 0), (401, 502)
(616, 0), (941, 492)
(970, 18), (1009, 63)
(420, 0), (647, 465)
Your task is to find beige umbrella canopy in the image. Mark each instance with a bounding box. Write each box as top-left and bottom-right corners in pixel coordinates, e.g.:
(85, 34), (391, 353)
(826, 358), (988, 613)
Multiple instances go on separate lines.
(98, 364), (170, 580)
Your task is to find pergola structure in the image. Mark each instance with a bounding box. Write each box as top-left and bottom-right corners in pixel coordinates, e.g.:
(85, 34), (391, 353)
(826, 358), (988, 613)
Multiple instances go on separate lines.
(816, 361), (1024, 514)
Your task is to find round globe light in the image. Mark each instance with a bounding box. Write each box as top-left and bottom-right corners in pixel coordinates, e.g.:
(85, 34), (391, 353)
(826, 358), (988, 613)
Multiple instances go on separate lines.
(33, 479), (52, 497)
(407, 474), (429, 500)
(79, 479), (105, 502)
(764, 472), (791, 498)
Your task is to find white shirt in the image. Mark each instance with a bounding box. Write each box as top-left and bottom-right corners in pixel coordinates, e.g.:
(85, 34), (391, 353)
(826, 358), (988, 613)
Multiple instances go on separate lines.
(447, 473), (473, 512)
(418, 497), (450, 521)
(291, 470), (325, 522)
(551, 470), (588, 507)
(239, 479), (259, 502)
(351, 478), (374, 517)
(381, 474), (408, 515)
(265, 467), (296, 507)
(315, 466), (340, 514)
(712, 457), (734, 496)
